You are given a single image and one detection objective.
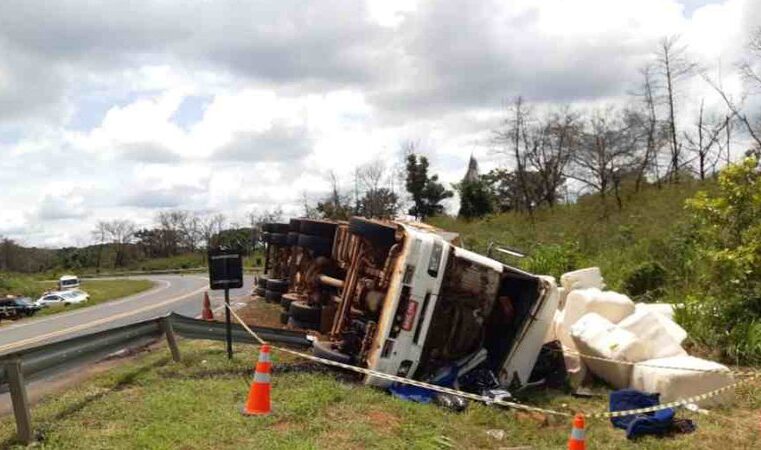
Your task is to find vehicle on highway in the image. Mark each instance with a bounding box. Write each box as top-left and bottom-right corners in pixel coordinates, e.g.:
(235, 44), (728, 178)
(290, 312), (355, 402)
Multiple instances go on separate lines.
(257, 217), (559, 390)
(0, 296), (42, 319)
(36, 290), (89, 307)
(57, 274), (80, 290)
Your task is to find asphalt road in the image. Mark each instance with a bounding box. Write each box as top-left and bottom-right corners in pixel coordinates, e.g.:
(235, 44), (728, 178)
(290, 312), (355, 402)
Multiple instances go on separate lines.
(0, 274), (255, 357)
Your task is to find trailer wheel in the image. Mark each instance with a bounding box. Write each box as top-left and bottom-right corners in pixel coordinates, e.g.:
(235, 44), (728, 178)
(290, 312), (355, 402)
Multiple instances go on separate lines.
(312, 340), (352, 364)
(279, 311), (290, 325)
(287, 232), (299, 246)
(265, 290), (282, 303)
(287, 317), (320, 331)
(289, 300), (322, 323)
(299, 219), (338, 238)
(262, 222), (291, 233)
(289, 218), (303, 232)
(348, 217), (398, 248)
(254, 286), (266, 297)
(280, 293), (299, 310)
(266, 233), (288, 246)
(266, 278), (289, 293)
(297, 234), (333, 257)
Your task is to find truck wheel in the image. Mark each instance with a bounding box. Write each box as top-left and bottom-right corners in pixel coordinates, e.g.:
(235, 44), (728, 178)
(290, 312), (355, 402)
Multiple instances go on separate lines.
(299, 219), (338, 238)
(287, 317), (320, 330)
(287, 232), (299, 246)
(289, 218), (303, 232)
(312, 340), (352, 364)
(348, 217), (398, 248)
(262, 223), (291, 233)
(280, 311), (290, 325)
(266, 279), (289, 293)
(280, 293), (299, 310)
(254, 286), (266, 297)
(267, 233), (289, 246)
(265, 290), (282, 303)
(289, 300), (322, 323)
(297, 234), (332, 257)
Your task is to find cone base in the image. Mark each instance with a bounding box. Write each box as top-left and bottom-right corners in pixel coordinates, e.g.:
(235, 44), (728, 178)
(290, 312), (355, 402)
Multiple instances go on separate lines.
(241, 405), (271, 416)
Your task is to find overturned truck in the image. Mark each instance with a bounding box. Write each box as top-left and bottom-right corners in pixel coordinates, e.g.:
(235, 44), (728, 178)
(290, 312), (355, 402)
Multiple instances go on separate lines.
(257, 217), (559, 389)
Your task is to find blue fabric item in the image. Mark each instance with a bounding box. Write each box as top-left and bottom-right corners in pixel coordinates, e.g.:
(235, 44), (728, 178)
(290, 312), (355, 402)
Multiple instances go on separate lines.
(609, 389), (675, 440)
(388, 383), (436, 404)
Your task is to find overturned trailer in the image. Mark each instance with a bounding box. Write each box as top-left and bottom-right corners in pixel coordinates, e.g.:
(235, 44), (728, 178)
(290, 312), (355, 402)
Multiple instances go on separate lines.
(258, 217), (559, 389)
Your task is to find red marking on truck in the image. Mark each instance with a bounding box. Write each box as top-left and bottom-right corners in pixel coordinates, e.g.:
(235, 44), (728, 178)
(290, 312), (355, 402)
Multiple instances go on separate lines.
(402, 300), (418, 331)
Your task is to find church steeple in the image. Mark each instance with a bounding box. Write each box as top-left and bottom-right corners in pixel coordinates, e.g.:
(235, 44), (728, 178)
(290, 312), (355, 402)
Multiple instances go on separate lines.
(463, 153), (479, 182)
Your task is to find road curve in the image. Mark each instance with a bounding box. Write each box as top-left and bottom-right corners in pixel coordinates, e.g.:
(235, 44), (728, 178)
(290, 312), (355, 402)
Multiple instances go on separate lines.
(0, 274), (254, 357)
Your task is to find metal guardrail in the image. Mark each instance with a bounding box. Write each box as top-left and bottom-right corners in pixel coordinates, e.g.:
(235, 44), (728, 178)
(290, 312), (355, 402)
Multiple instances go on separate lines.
(0, 312), (311, 444)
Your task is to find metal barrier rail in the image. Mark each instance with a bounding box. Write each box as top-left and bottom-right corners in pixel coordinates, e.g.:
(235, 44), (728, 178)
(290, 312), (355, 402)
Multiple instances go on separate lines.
(0, 313), (310, 444)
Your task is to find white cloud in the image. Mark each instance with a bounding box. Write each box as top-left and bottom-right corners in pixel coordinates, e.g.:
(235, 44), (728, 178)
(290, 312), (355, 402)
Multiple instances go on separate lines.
(0, 0), (757, 246)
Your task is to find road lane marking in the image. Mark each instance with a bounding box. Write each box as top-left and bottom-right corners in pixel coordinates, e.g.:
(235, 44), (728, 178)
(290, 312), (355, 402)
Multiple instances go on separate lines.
(0, 283), (209, 356)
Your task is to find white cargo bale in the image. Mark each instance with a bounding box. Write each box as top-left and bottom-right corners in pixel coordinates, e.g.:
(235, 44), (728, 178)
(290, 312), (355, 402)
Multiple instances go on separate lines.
(570, 313), (648, 389)
(554, 308), (588, 387)
(557, 287), (569, 310)
(617, 310), (687, 360)
(563, 288), (635, 325)
(634, 303), (688, 344)
(634, 302), (675, 320)
(560, 267), (604, 291)
(630, 356), (734, 407)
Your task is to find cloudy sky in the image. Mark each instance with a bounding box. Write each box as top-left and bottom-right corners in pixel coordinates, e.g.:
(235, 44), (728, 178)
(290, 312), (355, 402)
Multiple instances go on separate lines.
(0, 0), (758, 247)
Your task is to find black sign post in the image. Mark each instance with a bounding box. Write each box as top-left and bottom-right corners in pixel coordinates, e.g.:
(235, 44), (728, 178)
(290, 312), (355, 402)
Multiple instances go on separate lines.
(208, 249), (243, 359)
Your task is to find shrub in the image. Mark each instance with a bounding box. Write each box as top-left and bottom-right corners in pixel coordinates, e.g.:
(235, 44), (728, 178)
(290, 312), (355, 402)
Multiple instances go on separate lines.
(622, 261), (667, 301)
(684, 157), (761, 363)
(521, 242), (580, 280)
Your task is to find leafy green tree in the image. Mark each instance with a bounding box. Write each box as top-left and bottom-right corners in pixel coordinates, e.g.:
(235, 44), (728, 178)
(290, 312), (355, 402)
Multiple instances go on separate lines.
(684, 156), (761, 362)
(405, 154), (453, 219)
(455, 178), (494, 219)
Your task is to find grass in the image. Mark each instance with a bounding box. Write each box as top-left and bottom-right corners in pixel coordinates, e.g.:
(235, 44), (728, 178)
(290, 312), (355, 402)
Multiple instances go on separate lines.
(0, 338), (758, 449)
(428, 180), (707, 294)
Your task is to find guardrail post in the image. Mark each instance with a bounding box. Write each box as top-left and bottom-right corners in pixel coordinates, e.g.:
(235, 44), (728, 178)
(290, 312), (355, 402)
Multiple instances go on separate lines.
(160, 318), (181, 362)
(6, 360), (34, 444)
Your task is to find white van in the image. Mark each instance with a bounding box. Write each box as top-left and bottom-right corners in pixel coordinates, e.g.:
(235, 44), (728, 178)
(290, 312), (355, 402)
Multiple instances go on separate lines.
(57, 275), (80, 290)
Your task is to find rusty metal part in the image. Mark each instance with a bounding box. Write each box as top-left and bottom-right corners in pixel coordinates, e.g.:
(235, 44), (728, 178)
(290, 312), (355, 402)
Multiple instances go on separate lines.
(318, 274), (345, 289)
(331, 239), (363, 336)
(379, 243), (401, 288)
(359, 321), (377, 362)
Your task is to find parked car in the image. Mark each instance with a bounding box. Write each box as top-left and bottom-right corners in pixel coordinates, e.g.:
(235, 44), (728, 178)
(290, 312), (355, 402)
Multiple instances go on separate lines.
(57, 275), (80, 290)
(36, 290), (89, 307)
(258, 217), (559, 390)
(0, 296), (42, 319)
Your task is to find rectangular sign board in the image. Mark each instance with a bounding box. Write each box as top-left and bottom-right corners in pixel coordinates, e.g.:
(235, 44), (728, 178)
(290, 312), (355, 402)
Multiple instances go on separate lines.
(208, 250), (243, 290)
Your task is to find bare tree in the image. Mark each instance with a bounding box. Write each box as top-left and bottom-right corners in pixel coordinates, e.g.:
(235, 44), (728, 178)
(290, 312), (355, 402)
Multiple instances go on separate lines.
(631, 65), (665, 190)
(655, 36), (696, 181)
(683, 100), (728, 179)
(199, 213), (226, 249)
(102, 220), (136, 267)
(525, 108), (578, 207)
(493, 96), (535, 213)
(570, 107), (643, 210)
(91, 221), (109, 272)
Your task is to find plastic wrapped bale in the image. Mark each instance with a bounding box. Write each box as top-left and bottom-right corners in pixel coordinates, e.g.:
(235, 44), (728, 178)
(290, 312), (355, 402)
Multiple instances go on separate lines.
(630, 356), (734, 407)
(560, 267), (605, 291)
(617, 310), (687, 360)
(554, 307), (588, 387)
(634, 303), (688, 344)
(570, 313), (649, 389)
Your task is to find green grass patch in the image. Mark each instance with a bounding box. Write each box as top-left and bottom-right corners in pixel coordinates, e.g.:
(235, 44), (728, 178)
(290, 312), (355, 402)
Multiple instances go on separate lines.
(1, 340), (757, 449)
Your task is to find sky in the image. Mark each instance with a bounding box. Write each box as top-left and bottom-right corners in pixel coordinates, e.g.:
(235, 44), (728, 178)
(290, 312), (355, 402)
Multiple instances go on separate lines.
(0, 0), (758, 247)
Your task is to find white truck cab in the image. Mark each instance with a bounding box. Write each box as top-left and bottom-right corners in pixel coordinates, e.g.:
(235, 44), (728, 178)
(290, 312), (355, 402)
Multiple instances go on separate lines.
(57, 275), (80, 290)
(363, 224), (559, 388)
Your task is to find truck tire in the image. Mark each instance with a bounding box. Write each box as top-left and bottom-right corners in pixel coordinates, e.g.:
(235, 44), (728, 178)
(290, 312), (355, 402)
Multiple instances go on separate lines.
(312, 340), (352, 364)
(265, 290), (282, 303)
(287, 232), (299, 246)
(297, 234), (332, 257)
(348, 217), (397, 248)
(262, 223), (290, 233)
(288, 317), (320, 330)
(289, 300), (322, 323)
(254, 286), (266, 297)
(261, 232), (271, 243)
(289, 218), (303, 232)
(266, 233), (289, 246)
(280, 311), (290, 325)
(280, 293), (299, 310)
(266, 279), (289, 293)
(299, 219), (338, 238)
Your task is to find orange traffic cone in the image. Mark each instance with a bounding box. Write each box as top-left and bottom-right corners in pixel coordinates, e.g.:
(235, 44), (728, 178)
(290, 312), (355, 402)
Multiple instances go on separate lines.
(242, 344), (272, 416)
(568, 413), (586, 450)
(201, 292), (214, 321)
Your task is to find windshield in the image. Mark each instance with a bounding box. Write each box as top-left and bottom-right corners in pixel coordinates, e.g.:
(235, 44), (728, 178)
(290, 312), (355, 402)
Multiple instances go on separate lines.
(60, 292), (78, 299)
(61, 279), (78, 286)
